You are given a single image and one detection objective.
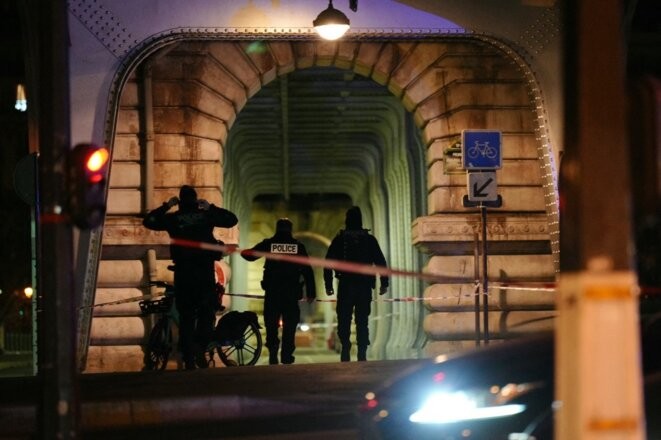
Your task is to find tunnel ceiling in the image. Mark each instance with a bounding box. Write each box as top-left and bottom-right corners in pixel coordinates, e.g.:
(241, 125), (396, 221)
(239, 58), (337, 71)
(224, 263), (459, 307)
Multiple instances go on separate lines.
(226, 66), (406, 205)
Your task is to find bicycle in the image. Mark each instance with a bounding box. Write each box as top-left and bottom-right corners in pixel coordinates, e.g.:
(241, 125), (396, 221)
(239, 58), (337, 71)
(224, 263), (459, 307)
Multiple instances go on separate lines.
(466, 140), (498, 159)
(139, 280), (263, 370)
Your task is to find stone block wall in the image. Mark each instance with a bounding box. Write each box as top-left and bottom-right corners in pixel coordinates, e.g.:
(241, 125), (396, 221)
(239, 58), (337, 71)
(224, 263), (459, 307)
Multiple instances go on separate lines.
(87, 37), (558, 371)
(403, 41), (556, 356)
(87, 46), (246, 371)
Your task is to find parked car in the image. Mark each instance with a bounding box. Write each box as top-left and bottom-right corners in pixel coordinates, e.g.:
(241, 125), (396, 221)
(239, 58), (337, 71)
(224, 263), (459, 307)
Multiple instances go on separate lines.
(358, 330), (661, 440)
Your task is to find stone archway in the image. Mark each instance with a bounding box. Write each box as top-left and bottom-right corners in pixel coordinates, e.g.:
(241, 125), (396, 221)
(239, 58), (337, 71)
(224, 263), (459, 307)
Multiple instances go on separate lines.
(88, 36), (557, 372)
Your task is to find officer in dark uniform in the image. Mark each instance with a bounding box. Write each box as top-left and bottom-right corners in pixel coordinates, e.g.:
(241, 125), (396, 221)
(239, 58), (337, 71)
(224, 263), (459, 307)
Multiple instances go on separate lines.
(324, 206), (388, 362)
(241, 218), (316, 365)
(143, 185), (238, 370)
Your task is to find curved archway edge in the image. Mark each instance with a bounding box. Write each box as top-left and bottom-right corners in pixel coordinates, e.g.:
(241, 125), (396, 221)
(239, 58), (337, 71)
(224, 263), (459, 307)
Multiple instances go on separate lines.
(79, 33), (559, 371)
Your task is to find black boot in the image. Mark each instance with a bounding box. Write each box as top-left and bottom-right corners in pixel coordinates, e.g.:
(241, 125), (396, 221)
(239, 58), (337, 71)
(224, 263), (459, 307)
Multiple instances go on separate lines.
(340, 343), (351, 362)
(281, 355), (295, 364)
(357, 346), (367, 361)
(269, 351), (279, 365)
(195, 349), (209, 369)
(281, 344), (295, 364)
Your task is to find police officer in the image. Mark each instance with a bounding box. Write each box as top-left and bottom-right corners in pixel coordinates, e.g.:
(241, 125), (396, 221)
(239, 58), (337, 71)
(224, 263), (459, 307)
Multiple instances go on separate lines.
(241, 218), (316, 365)
(324, 206), (388, 362)
(143, 185), (238, 370)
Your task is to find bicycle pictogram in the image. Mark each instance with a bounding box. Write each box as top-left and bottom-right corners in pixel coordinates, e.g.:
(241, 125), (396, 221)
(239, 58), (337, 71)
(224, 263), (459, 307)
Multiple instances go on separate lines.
(467, 140), (498, 159)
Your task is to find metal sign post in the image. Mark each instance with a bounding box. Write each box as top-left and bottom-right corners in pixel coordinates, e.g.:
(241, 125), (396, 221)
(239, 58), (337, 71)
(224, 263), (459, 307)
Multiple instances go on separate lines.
(462, 129), (502, 345)
(463, 196), (502, 344)
(480, 204), (489, 344)
(473, 233), (481, 346)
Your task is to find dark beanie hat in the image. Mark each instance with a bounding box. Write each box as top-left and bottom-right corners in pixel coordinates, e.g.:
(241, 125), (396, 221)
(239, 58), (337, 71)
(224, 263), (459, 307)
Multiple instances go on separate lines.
(276, 218), (293, 234)
(179, 185), (197, 203)
(345, 206), (362, 230)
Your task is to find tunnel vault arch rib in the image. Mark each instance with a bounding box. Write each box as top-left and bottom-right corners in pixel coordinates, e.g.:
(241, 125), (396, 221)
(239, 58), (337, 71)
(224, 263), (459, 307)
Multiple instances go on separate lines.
(85, 35), (558, 372)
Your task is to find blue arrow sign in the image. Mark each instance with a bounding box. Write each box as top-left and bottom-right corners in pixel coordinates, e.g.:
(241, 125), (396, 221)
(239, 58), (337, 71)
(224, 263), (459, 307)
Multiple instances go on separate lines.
(462, 130), (502, 170)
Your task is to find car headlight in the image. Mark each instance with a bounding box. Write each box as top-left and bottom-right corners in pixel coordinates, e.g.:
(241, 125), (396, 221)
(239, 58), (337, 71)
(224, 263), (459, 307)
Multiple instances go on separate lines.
(409, 382), (540, 424)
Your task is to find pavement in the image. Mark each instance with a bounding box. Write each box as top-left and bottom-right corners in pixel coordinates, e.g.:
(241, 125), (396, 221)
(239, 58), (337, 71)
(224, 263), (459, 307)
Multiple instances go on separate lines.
(0, 353), (426, 439)
(0, 351), (33, 378)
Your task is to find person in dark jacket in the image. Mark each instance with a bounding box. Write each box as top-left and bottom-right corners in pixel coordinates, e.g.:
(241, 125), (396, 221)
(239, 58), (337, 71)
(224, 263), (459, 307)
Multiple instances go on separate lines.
(143, 185), (238, 370)
(241, 218), (316, 365)
(324, 206), (388, 362)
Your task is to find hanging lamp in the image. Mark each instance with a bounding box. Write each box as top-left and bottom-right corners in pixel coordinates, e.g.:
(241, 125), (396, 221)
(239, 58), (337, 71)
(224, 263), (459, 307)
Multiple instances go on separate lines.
(313, 0), (350, 40)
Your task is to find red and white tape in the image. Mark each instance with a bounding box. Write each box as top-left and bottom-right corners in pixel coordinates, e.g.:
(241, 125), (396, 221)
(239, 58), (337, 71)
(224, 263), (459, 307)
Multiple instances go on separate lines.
(171, 238), (471, 284)
(82, 238), (659, 309)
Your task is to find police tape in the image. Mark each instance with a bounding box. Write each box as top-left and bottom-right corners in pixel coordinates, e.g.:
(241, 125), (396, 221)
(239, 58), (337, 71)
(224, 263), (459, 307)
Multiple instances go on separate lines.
(86, 282), (661, 310)
(82, 238), (659, 309)
(83, 288), (483, 309)
(489, 283), (661, 295)
(223, 292), (449, 303)
(171, 238), (471, 284)
(80, 293), (164, 309)
(178, 239), (661, 294)
(81, 282), (556, 309)
(82, 283), (661, 310)
(225, 289), (551, 303)
(82, 288), (470, 309)
(488, 282), (556, 292)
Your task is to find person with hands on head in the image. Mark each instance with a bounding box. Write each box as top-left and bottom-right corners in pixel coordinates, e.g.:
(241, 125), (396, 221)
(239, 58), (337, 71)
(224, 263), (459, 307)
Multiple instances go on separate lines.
(143, 185), (238, 370)
(241, 218), (316, 365)
(324, 206), (388, 362)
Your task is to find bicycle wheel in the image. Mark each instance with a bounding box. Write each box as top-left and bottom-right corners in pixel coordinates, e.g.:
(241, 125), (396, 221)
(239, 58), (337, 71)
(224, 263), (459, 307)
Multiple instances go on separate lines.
(145, 318), (172, 370)
(217, 321), (262, 366)
(485, 145), (497, 159)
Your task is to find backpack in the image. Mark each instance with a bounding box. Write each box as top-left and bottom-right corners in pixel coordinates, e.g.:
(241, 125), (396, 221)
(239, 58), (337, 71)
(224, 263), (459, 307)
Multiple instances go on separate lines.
(342, 229), (371, 264)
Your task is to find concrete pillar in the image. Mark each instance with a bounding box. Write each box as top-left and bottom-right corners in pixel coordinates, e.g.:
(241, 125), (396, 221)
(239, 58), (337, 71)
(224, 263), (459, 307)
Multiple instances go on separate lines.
(556, 0), (644, 438)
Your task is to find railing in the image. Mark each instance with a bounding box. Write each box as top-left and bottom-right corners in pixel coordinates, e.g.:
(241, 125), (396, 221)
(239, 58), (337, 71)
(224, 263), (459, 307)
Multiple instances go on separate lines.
(2, 332), (32, 353)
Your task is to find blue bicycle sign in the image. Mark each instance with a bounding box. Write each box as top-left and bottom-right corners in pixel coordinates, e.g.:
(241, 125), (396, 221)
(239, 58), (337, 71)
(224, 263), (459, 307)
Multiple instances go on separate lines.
(467, 140), (498, 159)
(461, 130), (502, 170)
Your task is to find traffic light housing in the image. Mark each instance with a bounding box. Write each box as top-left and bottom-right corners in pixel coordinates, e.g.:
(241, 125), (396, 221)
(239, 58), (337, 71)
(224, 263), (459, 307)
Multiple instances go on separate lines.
(68, 143), (110, 229)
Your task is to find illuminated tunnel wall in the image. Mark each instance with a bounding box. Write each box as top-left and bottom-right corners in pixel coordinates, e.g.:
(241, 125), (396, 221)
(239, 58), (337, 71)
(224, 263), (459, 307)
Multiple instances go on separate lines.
(224, 67), (428, 358)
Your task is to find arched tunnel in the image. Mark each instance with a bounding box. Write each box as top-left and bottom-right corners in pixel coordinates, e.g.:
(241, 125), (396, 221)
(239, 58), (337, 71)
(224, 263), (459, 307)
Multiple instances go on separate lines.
(225, 65), (428, 360)
(91, 37), (557, 372)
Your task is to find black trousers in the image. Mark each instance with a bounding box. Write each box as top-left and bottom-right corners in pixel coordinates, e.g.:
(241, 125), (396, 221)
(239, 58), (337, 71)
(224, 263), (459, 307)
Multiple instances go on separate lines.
(263, 289), (300, 360)
(174, 263), (217, 365)
(336, 278), (372, 348)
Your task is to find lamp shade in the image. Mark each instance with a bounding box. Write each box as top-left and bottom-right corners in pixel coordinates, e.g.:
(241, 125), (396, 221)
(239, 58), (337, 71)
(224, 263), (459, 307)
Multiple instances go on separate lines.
(313, 1), (350, 40)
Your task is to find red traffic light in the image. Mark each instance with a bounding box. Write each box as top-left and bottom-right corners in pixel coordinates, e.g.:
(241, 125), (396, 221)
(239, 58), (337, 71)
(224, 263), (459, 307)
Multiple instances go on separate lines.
(85, 148), (109, 174)
(68, 143), (110, 229)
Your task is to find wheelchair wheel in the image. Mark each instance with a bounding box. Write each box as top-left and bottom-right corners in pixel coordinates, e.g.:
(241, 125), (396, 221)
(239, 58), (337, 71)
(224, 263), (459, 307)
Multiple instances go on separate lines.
(145, 318), (172, 370)
(217, 320), (262, 366)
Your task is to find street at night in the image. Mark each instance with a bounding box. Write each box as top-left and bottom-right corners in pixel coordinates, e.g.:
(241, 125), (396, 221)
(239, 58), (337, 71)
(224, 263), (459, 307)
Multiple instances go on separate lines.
(1, 357), (423, 439)
(0, 0), (659, 439)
